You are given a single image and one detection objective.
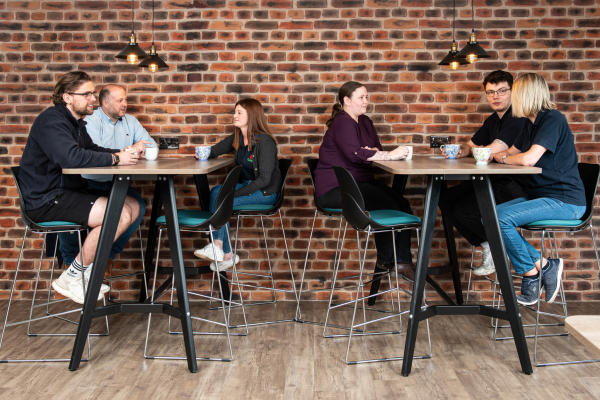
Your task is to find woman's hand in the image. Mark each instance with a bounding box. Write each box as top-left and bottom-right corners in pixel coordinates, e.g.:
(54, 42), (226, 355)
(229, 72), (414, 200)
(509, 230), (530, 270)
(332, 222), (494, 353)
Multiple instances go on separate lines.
(367, 146), (409, 161)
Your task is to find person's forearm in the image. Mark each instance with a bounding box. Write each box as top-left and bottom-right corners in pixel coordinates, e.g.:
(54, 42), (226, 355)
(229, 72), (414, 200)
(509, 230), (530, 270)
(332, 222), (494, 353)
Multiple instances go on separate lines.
(367, 151), (396, 161)
(487, 139), (509, 154)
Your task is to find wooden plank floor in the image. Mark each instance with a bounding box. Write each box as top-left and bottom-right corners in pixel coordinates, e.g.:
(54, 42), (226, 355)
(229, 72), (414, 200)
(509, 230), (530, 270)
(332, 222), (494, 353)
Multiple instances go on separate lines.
(1, 299), (600, 399)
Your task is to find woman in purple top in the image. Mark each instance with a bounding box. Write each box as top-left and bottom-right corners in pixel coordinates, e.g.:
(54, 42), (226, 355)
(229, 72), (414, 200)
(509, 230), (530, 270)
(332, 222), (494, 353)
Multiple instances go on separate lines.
(314, 81), (415, 277)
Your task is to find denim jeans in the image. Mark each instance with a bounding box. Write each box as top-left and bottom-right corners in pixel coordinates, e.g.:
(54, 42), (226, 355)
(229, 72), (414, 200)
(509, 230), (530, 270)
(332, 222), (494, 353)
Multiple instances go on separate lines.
(209, 180), (278, 254)
(58, 180), (146, 265)
(496, 197), (585, 275)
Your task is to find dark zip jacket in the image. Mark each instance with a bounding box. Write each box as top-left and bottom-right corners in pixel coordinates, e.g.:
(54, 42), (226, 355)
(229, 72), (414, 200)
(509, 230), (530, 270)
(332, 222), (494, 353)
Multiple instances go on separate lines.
(19, 104), (119, 210)
(209, 132), (281, 197)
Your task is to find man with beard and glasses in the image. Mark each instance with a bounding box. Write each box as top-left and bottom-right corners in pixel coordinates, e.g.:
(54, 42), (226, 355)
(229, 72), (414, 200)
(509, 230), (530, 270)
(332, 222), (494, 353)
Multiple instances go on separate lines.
(18, 71), (140, 304)
(57, 85), (156, 277)
(438, 70), (528, 277)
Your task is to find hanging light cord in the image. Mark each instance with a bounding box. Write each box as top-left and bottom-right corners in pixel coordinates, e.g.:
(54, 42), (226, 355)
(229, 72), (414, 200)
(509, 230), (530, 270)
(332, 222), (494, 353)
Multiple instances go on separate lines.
(130, 0), (134, 35)
(453, 0), (456, 43)
(471, 0), (475, 32)
(151, 0), (155, 46)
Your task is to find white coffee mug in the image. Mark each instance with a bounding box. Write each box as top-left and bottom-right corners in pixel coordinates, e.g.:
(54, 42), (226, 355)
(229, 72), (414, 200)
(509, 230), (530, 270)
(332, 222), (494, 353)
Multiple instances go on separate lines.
(144, 147), (159, 161)
(405, 145), (413, 160)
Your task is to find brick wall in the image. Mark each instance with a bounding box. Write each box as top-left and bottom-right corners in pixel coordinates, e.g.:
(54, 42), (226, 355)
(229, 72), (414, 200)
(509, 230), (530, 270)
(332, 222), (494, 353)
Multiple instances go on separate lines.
(1, 0), (599, 303)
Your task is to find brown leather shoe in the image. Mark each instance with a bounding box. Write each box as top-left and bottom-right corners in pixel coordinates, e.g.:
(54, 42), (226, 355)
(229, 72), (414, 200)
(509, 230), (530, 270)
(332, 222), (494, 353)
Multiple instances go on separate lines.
(376, 260), (415, 281)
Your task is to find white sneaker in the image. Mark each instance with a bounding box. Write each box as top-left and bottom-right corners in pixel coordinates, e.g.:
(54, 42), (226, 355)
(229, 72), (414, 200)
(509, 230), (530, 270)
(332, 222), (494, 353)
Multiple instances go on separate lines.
(83, 267), (110, 295)
(210, 255), (240, 272)
(194, 243), (224, 261)
(52, 271), (104, 304)
(473, 246), (495, 276)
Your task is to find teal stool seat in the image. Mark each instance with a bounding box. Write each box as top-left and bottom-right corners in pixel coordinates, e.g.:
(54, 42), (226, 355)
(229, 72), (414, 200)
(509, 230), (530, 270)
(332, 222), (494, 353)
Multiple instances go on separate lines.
(324, 208), (342, 213)
(523, 219), (583, 228)
(37, 221), (80, 227)
(233, 204), (274, 212)
(156, 210), (212, 227)
(369, 209), (421, 226)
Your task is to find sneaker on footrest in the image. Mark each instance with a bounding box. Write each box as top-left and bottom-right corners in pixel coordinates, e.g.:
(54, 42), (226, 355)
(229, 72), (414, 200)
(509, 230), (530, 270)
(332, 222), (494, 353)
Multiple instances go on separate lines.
(473, 247), (495, 276)
(542, 258), (563, 304)
(83, 267), (110, 295)
(194, 243), (224, 261)
(210, 255), (240, 272)
(52, 271), (105, 304)
(516, 275), (540, 306)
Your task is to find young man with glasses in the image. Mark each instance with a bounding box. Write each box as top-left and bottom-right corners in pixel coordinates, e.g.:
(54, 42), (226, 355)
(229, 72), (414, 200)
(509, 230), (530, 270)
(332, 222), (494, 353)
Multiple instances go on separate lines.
(439, 70), (528, 276)
(57, 84), (157, 280)
(18, 71), (140, 304)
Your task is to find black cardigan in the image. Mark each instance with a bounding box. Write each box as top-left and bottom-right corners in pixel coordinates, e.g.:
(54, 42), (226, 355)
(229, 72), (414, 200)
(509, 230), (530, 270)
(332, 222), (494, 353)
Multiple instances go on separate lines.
(209, 132), (281, 197)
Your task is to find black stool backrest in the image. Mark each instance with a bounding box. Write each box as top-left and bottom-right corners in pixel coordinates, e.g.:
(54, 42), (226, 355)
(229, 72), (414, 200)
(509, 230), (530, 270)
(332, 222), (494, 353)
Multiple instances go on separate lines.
(271, 158), (292, 210)
(11, 166), (37, 230)
(578, 162), (600, 225)
(333, 166), (372, 230)
(207, 165), (242, 230)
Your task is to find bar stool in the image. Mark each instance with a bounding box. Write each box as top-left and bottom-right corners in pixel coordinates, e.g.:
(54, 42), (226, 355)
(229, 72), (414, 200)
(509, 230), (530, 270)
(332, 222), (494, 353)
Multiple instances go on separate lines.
(0, 167), (108, 363)
(331, 166), (432, 364)
(144, 166), (247, 362)
(492, 163), (600, 366)
(295, 158), (397, 334)
(216, 158), (299, 327)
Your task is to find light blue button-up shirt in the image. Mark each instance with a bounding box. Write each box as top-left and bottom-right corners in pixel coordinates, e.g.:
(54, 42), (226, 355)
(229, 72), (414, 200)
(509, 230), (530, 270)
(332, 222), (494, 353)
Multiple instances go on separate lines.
(83, 107), (158, 182)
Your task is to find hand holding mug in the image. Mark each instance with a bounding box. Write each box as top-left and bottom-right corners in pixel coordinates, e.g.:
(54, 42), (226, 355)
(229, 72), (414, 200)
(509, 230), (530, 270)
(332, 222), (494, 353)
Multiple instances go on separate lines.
(126, 140), (153, 156)
(389, 145), (410, 160)
(116, 149), (139, 165)
(441, 145), (462, 159)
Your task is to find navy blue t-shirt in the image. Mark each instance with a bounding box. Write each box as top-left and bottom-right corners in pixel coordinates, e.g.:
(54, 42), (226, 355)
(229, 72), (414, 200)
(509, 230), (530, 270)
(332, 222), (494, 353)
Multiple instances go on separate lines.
(237, 136), (255, 182)
(471, 106), (526, 148)
(513, 109), (585, 206)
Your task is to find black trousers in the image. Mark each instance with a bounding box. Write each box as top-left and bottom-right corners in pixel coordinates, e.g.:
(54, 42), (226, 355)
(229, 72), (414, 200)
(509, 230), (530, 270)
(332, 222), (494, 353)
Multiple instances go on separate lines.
(438, 177), (527, 247)
(318, 180), (413, 264)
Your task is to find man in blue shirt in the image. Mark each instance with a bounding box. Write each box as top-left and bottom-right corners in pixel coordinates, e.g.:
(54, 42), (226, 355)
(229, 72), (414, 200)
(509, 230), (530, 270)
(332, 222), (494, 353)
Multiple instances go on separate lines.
(58, 85), (157, 276)
(439, 70), (528, 277)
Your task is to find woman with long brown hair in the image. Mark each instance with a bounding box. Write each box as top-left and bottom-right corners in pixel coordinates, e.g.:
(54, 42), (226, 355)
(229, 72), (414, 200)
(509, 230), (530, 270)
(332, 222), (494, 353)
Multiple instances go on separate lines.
(194, 98), (281, 271)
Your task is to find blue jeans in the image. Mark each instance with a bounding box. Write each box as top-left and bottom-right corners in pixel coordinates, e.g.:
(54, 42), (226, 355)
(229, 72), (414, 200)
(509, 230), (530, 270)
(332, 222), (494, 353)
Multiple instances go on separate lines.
(496, 197), (585, 275)
(209, 180), (278, 254)
(58, 180), (146, 265)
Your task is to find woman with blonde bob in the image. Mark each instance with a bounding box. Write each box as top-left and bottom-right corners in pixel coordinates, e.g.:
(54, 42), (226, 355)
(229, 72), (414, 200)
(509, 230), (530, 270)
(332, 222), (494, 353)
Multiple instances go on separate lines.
(492, 73), (586, 305)
(194, 98), (281, 271)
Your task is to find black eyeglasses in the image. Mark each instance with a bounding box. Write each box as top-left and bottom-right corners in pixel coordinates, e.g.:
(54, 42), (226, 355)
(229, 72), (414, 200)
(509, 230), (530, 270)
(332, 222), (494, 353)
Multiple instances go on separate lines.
(67, 91), (97, 100)
(485, 88), (510, 97)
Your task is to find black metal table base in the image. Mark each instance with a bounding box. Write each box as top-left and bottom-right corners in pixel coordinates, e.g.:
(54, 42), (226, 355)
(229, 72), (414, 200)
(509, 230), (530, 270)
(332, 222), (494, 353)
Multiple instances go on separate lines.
(401, 175), (532, 377)
(69, 175), (199, 373)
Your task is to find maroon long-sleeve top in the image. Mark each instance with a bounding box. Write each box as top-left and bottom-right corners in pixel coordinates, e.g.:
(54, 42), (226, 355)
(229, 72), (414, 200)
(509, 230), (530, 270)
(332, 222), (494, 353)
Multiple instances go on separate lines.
(314, 112), (382, 198)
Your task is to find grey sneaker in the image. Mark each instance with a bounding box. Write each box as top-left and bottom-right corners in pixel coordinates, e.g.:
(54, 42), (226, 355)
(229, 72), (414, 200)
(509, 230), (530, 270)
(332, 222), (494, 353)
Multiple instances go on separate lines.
(473, 247), (495, 276)
(210, 254), (240, 272)
(542, 258), (563, 304)
(516, 275), (541, 306)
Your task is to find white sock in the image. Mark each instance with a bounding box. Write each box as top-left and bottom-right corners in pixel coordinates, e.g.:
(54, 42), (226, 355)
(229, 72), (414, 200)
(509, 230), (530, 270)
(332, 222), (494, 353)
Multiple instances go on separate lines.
(66, 257), (83, 281)
(481, 242), (490, 251)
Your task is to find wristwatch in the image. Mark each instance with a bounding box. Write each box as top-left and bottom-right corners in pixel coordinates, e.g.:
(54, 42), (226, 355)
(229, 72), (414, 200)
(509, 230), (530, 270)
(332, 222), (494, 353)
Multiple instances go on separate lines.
(112, 153), (120, 165)
(502, 155), (507, 164)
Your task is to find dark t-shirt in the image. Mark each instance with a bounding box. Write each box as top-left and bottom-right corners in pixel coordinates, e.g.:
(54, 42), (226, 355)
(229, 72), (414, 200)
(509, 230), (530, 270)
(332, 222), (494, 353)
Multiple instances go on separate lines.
(513, 109), (585, 206)
(237, 136), (255, 182)
(471, 106), (526, 148)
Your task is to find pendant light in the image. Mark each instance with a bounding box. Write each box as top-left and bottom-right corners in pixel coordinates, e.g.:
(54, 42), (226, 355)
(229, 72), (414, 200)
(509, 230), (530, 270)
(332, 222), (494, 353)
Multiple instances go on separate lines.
(439, 0), (469, 70)
(456, 0), (490, 63)
(138, 0), (168, 72)
(115, 0), (148, 64)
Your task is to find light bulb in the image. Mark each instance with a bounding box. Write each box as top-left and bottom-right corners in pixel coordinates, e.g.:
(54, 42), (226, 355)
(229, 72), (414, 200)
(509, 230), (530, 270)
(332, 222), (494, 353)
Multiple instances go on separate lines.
(127, 54), (138, 64)
(149, 64), (158, 72)
(466, 54), (478, 63)
(450, 61), (459, 70)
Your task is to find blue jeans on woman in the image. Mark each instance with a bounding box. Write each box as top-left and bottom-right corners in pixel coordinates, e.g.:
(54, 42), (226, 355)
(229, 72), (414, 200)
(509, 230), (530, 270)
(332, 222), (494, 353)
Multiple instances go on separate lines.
(496, 197), (585, 275)
(210, 180), (278, 254)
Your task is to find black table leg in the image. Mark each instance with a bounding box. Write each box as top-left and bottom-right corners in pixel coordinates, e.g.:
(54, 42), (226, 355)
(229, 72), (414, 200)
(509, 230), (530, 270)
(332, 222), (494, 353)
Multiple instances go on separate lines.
(159, 175), (198, 373)
(158, 175), (198, 372)
(441, 201), (464, 305)
(472, 175), (532, 375)
(139, 179), (163, 303)
(194, 174), (231, 302)
(70, 175), (130, 371)
(402, 175), (442, 377)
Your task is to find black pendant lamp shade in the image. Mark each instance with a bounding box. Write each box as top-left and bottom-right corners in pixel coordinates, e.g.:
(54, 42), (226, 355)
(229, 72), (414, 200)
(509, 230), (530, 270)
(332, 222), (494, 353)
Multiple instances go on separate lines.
(438, 0), (469, 69)
(138, 45), (168, 72)
(439, 42), (470, 70)
(115, 0), (148, 64)
(138, 0), (169, 72)
(456, 0), (490, 63)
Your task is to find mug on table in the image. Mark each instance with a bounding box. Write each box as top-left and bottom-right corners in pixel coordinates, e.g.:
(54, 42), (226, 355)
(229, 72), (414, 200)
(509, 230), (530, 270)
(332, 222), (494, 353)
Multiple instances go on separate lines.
(472, 147), (492, 165)
(195, 146), (211, 160)
(441, 144), (460, 159)
(144, 147), (159, 161)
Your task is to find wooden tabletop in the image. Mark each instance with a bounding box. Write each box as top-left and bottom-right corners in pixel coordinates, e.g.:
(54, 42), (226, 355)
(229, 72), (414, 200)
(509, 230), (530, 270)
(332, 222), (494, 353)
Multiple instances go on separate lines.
(373, 155), (541, 175)
(565, 316), (600, 358)
(62, 157), (234, 175)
